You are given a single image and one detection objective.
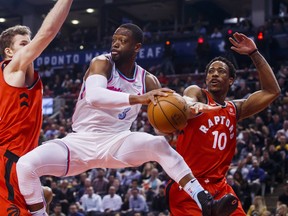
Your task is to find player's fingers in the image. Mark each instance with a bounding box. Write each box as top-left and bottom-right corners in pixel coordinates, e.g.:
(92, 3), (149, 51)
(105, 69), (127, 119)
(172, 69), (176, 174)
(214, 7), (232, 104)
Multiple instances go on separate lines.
(159, 88), (174, 93)
(199, 105), (221, 112)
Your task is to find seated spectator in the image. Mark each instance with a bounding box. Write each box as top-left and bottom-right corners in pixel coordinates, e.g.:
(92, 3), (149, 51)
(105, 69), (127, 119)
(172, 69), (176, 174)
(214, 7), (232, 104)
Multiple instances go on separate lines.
(277, 181), (288, 207)
(121, 167), (142, 190)
(67, 203), (84, 216)
(50, 203), (66, 216)
(269, 144), (284, 183)
(58, 179), (76, 215)
(129, 188), (149, 215)
(246, 159), (266, 200)
(151, 185), (168, 215)
(259, 150), (277, 194)
(102, 186), (123, 215)
(80, 186), (103, 216)
(232, 170), (251, 212)
(276, 204), (288, 216)
(142, 168), (162, 194)
(246, 196), (267, 216)
(226, 174), (241, 199)
(92, 168), (109, 197)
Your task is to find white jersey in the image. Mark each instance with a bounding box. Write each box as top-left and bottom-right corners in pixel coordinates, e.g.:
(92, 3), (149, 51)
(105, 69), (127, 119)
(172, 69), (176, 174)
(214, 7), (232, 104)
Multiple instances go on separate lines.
(72, 54), (146, 133)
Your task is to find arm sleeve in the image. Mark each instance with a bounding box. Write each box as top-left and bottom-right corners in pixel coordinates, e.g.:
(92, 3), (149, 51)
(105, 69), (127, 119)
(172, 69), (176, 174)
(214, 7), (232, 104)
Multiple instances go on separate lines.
(85, 74), (131, 108)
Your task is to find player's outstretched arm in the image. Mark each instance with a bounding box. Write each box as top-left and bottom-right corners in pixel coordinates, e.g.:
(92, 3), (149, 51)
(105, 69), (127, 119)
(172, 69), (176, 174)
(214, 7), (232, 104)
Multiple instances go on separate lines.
(182, 85), (221, 118)
(229, 32), (281, 120)
(9, 0), (73, 72)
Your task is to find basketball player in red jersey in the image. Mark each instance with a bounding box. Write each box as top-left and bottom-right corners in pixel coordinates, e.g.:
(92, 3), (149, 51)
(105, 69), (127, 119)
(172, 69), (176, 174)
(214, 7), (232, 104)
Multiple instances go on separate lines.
(166, 32), (281, 215)
(0, 0), (73, 215)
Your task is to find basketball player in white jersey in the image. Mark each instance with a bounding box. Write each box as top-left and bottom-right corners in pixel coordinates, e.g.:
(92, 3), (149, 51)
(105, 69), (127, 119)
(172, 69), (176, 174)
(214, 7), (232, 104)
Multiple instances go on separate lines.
(16, 23), (238, 216)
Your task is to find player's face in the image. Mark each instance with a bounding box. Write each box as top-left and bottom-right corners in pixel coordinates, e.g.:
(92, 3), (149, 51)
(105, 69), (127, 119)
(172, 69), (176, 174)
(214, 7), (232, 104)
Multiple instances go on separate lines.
(111, 27), (137, 63)
(205, 61), (233, 94)
(9, 34), (30, 56)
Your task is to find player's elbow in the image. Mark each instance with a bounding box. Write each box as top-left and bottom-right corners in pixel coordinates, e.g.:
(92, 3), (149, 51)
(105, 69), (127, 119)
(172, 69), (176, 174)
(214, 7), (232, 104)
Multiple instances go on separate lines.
(85, 89), (101, 106)
(271, 88), (281, 100)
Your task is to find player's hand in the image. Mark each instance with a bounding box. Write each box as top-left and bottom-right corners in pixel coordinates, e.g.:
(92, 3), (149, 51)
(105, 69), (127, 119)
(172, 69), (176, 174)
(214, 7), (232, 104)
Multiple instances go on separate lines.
(189, 102), (221, 115)
(141, 88), (174, 105)
(229, 32), (257, 55)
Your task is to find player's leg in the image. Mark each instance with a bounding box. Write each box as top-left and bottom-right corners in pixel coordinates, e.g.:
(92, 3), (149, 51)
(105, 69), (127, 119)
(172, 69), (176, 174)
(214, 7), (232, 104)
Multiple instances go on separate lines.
(0, 151), (31, 216)
(16, 142), (69, 215)
(113, 132), (238, 216)
(43, 186), (53, 214)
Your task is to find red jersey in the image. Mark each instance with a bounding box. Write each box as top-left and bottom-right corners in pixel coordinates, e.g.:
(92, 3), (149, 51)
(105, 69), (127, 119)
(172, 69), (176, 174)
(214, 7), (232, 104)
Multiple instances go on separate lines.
(0, 60), (43, 156)
(0, 60), (43, 215)
(176, 89), (237, 180)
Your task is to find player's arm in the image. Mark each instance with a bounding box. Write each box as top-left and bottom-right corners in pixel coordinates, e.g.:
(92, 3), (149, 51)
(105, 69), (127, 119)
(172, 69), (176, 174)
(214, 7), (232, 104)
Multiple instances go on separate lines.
(229, 32), (281, 120)
(183, 85), (221, 119)
(5, 0), (73, 86)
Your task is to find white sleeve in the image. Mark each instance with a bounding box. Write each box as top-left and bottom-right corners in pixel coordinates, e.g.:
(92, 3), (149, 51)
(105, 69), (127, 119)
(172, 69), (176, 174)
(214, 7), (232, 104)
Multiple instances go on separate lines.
(85, 74), (130, 108)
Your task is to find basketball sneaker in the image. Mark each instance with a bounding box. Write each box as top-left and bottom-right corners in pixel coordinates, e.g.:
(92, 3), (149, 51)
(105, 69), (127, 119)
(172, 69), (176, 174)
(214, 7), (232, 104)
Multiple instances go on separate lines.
(198, 190), (238, 216)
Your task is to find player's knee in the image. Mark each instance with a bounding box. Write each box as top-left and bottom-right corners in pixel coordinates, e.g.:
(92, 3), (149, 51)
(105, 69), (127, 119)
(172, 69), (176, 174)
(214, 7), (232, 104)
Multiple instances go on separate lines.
(17, 156), (36, 179)
(149, 136), (171, 152)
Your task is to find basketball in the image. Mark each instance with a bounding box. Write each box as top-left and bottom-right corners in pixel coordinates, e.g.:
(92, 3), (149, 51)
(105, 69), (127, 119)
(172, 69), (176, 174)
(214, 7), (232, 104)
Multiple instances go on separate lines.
(147, 93), (189, 134)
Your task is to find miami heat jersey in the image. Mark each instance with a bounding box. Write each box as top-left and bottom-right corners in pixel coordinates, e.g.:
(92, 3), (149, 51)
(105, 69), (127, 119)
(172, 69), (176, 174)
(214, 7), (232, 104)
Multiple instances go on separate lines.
(177, 89), (237, 179)
(72, 54), (146, 133)
(0, 60), (43, 156)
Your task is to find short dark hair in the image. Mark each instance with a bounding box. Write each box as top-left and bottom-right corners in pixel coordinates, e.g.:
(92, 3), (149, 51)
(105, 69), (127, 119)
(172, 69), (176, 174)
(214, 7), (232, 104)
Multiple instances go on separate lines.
(119, 23), (143, 44)
(204, 56), (236, 79)
(0, 25), (31, 59)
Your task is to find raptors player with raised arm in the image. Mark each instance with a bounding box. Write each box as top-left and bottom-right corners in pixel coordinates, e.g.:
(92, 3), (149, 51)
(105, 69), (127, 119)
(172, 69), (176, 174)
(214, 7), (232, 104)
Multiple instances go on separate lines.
(166, 32), (281, 215)
(17, 23), (238, 216)
(0, 0), (73, 215)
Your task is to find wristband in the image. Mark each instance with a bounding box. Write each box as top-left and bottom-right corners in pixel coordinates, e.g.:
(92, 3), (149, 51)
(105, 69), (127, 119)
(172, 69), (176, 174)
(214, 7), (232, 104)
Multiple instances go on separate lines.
(249, 49), (258, 56)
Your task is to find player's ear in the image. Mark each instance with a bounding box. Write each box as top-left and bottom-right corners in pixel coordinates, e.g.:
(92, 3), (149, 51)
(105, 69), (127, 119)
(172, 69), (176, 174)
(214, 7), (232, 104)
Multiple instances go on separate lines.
(229, 77), (234, 86)
(4, 48), (13, 58)
(134, 43), (142, 52)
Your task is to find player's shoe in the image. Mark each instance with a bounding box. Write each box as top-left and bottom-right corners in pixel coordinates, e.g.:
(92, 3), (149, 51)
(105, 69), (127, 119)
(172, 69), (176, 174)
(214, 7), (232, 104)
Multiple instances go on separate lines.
(198, 190), (238, 216)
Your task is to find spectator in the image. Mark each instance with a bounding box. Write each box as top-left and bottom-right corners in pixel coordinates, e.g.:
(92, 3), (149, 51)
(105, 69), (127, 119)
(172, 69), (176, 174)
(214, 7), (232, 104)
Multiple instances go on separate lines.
(121, 167), (142, 190)
(129, 188), (149, 215)
(102, 186), (123, 215)
(151, 185), (168, 215)
(259, 150), (277, 194)
(92, 168), (109, 197)
(246, 196), (267, 216)
(67, 203), (84, 216)
(268, 114), (282, 138)
(50, 203), (66, 216)
(277, 181), (288, 207)
(247, 159), (267, 200)
(76, 177), (92, 202)
(80, 186), (103, 216)
(275, 120), (288, 141)
(142, 168), (162, 194)
(276, 204), (288, 216)
(58, 179), (76, 215)
(233, 170), (251, 212)
(226, 174), (242, 200)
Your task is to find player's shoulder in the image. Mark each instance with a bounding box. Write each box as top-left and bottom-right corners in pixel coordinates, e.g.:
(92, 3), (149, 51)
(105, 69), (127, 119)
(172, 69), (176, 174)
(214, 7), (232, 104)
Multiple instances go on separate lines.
(144, 71), (162, 90)
(89, 54), (113, 73)
(91, 53), (111, 64)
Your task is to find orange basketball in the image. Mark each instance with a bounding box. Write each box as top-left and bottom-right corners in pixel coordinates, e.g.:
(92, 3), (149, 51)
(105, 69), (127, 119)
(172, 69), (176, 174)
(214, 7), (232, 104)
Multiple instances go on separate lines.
(147, 93), (189, 134)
